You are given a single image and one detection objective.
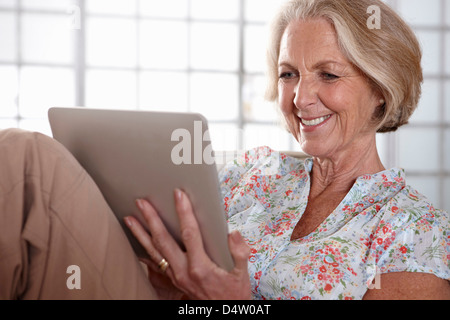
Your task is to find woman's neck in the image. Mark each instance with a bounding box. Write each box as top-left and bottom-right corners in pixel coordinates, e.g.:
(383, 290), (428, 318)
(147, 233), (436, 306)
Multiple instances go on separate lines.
(309, 136), (385, 197)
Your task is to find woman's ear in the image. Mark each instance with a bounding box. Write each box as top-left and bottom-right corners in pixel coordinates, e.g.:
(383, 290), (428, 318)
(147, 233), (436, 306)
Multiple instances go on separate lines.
(369, 92), (387, 131)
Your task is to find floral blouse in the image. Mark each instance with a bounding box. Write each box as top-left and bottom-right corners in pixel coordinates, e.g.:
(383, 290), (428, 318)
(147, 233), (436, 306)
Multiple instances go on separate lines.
(218, 146), (450, 300)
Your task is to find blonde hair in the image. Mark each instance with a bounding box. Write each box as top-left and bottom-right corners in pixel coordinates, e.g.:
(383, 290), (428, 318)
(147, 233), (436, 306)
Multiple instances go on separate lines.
(265, 0), (423, 133)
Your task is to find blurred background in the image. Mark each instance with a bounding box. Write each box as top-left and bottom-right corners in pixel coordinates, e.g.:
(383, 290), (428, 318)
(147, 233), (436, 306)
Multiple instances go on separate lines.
(0, 0), (449, 212)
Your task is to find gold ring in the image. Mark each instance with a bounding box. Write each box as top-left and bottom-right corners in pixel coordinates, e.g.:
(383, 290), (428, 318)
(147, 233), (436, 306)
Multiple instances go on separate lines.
(158, 258), (169, 273)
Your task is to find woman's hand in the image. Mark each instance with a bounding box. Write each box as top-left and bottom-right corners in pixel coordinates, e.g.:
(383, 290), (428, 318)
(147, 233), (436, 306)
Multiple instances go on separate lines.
(124, 189), (252, 300)
(138, 255), (186, 300)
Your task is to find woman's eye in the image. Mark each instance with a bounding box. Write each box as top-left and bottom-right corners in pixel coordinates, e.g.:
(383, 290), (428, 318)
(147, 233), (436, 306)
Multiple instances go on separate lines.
(321, 72), (339, 81)
(279, 72), (296, 79)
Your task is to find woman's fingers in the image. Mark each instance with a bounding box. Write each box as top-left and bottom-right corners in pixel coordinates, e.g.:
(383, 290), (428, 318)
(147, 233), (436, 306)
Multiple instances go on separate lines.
(126, 190), (252, 299)
(135, 199), (184, 264)
(174, 189), (250, 274)
(173, 189), (209, 269)
(123, 215), (163, 264)
(125, 199), (185, 276)
(228, 230), (250, 272)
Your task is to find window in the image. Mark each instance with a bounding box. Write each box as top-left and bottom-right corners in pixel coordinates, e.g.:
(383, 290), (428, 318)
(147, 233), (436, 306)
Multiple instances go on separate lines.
(0, 0), (448, 212)
(387, 0), (450, 213)
(0, 0), (76, 133)
(82, 0), (294, 151)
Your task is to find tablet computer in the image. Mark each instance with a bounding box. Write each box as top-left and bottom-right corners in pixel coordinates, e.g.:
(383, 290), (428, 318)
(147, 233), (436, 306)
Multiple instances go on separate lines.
(48, 107), (234, 271)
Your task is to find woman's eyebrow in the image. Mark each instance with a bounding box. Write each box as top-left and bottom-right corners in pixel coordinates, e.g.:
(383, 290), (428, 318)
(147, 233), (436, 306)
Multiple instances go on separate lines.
(278, 60), (346, 70)
(278, 61), (296, 69)
(312, 60), (345, 69)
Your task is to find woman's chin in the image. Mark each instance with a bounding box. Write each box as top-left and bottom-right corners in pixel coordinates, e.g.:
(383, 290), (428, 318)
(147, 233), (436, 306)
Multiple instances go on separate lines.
(298, 140), (335, 159)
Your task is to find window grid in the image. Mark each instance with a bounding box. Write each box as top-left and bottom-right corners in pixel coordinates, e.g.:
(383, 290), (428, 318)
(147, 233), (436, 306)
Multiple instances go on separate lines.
(80, 0), (277, 149)
(0, 0), (76, 128)
(386, 0), (449, 211)
(0, 0), (448, 211)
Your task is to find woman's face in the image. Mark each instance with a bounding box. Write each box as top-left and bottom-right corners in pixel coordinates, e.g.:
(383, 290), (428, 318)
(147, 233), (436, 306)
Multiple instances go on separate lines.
(278, 18), (381, 158)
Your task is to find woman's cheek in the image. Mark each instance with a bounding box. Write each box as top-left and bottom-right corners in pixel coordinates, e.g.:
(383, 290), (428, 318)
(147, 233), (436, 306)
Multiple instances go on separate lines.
(278, 85), (296, 113)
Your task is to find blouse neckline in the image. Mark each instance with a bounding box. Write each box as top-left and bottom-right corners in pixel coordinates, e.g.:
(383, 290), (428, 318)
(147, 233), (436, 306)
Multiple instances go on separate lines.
(286, 157), (406, 244)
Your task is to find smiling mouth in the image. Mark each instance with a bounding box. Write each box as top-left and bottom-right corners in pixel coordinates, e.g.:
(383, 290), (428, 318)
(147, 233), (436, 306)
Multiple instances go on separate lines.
(300, 115), (332, 127)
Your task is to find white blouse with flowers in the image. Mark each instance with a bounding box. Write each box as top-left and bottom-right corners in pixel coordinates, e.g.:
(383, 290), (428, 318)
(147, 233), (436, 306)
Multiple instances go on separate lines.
(218, 146), (450, 300)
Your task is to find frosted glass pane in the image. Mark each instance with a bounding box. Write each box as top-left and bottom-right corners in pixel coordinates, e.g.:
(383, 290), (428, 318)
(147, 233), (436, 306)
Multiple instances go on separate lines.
(244, 25), (267, 73)
(376, 131), (398, 169)
(139, 71), (188, 112)
(243, 75), (279, 122)
(86, 17), (137, 67)
(139, 21), (188, 70)
(22, 0), (69, 11)
(445, 129), (450, 172)
(409, 79), (440, 124)
(446, 81), (450, 122)
(398, 0), (441, 26)
(0, 13), (16, 62)
(0, 66), (18, 117)
(0, 0), (16, 8)
(86, 70), (137, 109)
(447, 1), (450, 27)
(416, 31), (440, 75)
(19, 67), (75, 118)
(19, 119), (52, 137)
(191, 0), (239, 20)
(376, 133), (388, 167)
(446, 32), (450, 75)
(190, 23), (239, 71)
(0, 119), (18, 130)
(207, 123), (239, 152)
(87, 0), (136, 15)
(139, 0), (188, 18)
(406, 176), (440, 208)
(190, 73), (238, 121)
(444, 178), (450, 213)
(398, 128), (439, 172)
(244, 124), (292, 151)
(21, 13), (74, 64)
(245, 0), (285, 23)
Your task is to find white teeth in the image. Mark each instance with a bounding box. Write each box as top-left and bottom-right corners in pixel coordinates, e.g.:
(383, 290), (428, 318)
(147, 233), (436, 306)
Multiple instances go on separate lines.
(301, 115), (331, 126)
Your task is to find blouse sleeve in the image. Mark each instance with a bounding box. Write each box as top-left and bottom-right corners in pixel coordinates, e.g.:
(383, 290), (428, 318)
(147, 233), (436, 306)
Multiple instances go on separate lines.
(217, 146), (290, 219)
(366, 185), (450, 282)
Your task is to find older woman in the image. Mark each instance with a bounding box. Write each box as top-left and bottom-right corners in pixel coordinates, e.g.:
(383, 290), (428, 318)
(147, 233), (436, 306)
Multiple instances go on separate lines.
(126, 0), (449, 299)
(2, 0), (449, 301)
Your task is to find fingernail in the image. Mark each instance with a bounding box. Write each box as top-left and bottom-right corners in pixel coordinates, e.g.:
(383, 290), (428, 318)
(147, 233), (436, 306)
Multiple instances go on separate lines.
(124, 217), (133, 227)
(174, 188), (183, 202)
(135, 199), (144, 210)
(231, 230), (241, 243)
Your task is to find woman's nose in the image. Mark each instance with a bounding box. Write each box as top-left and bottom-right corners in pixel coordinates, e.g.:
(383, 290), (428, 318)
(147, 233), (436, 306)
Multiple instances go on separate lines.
(293, 75), (318, 110)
